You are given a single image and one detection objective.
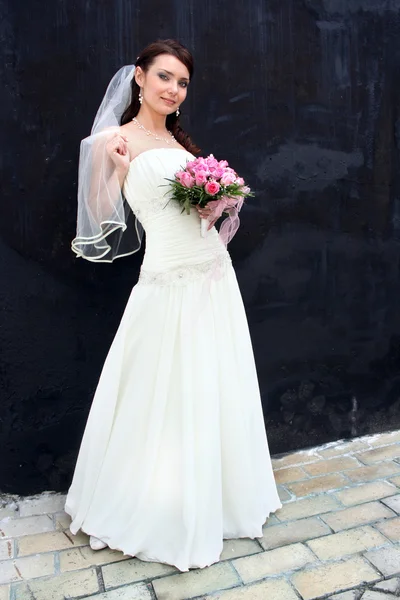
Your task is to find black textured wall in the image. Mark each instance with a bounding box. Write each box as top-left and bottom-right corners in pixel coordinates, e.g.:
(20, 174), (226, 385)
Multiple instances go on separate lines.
(1, 0), (400, 494)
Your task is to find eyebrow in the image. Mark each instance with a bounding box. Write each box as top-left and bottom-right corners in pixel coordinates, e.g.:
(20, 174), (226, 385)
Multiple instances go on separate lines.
(160, 68), (190, 82)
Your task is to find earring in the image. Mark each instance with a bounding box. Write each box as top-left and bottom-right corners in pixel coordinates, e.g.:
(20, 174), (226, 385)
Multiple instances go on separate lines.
(139, 89), (143, 105)
(176, 107), (180, 117)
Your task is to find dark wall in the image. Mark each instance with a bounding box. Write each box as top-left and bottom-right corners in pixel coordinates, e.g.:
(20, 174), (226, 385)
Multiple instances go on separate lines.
(1, 0), (400, 494)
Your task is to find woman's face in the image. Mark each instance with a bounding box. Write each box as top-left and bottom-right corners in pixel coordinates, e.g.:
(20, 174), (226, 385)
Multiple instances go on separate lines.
(136, 54), (190, 115)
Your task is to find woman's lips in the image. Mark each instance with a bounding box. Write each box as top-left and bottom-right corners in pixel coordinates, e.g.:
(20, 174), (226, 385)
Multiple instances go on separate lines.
(162, 98), (175, 106)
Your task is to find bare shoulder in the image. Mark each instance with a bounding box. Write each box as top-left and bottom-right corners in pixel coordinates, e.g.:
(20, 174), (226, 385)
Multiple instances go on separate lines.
(119, 122), (145, 161)
(119, 122), (132, 135)
(93, 125), (120, 139)
(120, 121), (140, 141)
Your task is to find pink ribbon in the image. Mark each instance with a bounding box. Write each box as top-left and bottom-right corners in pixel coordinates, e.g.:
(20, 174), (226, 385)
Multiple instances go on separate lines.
(207, 195), (244, 247)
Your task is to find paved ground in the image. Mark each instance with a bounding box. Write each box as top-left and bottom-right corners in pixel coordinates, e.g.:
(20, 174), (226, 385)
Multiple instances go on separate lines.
(1, 430), (400, 600)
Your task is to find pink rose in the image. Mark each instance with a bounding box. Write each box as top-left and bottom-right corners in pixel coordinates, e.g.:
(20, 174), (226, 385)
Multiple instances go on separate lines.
(194, 158), (208, 170)
(187, 158), (207, 174)
(193, 163), (210, 176)
(218, 160), (229, 168)
(185, 161), (197, 175)
(211, 167), (225, 179)
(180, 172), (195, 188)
(195, 171), (208, 186)
(241, 185), (250, 195)
(204, 180), (221, 196)
(220, 171), (237, 186)
(206, 154), (219, 169)
(236, 177), (244, 186)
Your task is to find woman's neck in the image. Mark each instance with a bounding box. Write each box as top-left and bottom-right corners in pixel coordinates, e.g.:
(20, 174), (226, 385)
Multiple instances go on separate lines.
(135, 107), (168, 135)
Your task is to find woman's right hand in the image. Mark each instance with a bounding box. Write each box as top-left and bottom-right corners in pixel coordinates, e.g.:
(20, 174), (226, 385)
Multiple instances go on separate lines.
(106, 132), (131, 173)
(196, 205), (219, 230)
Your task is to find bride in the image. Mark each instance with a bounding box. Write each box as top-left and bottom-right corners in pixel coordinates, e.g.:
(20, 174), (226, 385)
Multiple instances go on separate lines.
(65, 38), (281, 572)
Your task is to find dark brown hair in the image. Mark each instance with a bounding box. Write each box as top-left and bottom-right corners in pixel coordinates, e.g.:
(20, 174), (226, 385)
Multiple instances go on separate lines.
(121, 39), (200, 155)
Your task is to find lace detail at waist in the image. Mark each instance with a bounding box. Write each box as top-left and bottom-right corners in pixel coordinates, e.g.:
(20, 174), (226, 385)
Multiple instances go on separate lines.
(138, 253), (232, 286)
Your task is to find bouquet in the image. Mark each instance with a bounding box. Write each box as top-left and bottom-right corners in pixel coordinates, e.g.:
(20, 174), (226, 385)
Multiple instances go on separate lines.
(166, 154), (254, 245)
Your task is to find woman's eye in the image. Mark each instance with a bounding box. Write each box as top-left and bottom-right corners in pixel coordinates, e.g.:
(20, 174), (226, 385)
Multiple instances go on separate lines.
(159, 73), (188, 88)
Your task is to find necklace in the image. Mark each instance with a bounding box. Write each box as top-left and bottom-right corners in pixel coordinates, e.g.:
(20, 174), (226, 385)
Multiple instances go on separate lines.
(132, 117), (176, 145)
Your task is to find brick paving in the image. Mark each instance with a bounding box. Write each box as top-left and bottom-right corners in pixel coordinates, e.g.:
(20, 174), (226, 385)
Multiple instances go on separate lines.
(1, 430), (400, 599)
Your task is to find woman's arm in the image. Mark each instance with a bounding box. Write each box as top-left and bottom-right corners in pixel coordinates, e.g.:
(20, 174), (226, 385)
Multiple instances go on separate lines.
(86, 129), (130, 221)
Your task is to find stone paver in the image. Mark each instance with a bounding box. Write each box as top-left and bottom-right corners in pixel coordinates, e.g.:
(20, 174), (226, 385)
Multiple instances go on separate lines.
(321, 501), (396, 531)
(274, 466), (308, 484)
(0, 540), (13, 561)
(389, 475), (400, 487)
(346, 461), (400, 483)
(59, 544), (130, 572)
(306, 525), (387, 560)
(334, 481), (397, 506)
(272, 450), (323, 469)
(361, 591), (397, 599)
(152, 562), (239, 600)
(219, 538), (261, 561)
(18, 494), (66, 517)
(302, 456), (361, 476)
(277, 485), (292, 502)
(0, 586), (10, 600)
(0, 514), (54, 538)
(0, 507), (18, 521)
(14, 568), (98, 600)
(260, 516), (331, 550)
(0, 553), (54, 585)
(206, 578), (299, 599)
(357, 445), (400, 464)
(364, 545), (400, 576)
(275, 494), (342, 521)
(373, 576), (400, 592)
(318, 440), (370, 458)
(17, 529), (88, 556)
(374, 516), (400, 541)
(102, 557), (176, 588)
(286, 473), (349, 497)
(329, 592), (358, 600)
(381, 494), (400, 514)
(264, 514), (280, 526)
(92, 584), (152, 599)
(3, 430), (400, 600)
(54, 511), (71, 530)
(291, 556), (380, 599)
(369, 431), (400, 446)
(232, 542), (315, 583)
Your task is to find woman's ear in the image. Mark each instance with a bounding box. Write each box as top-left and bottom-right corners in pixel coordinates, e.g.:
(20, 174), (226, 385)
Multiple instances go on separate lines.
(134, 66), (144, 87)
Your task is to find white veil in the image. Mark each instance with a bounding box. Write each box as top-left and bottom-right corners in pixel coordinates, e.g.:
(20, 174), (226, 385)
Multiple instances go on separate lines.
(71, 65), (144, 262)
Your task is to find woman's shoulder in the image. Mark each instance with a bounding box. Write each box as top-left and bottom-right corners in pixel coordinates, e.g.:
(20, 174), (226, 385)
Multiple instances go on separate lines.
(95, 123), (131, 137)
(119, 123), (148, 161)
(119, 122), (132, 135)
(120, 121), (141, 147)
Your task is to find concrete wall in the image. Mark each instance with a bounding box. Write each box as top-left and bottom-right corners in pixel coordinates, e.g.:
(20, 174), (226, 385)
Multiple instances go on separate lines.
(1, 0), (400, 493)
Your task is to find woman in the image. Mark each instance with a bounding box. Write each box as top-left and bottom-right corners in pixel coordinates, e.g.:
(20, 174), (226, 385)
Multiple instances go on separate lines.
(65, 39), (281, 572)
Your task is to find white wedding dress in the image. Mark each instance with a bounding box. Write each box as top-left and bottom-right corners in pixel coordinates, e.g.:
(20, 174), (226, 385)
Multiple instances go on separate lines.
(65, 147), (282, 572)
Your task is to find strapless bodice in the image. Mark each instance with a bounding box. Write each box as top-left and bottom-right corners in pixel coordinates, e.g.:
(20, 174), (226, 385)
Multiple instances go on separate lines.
(123, 148), (229, 278)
